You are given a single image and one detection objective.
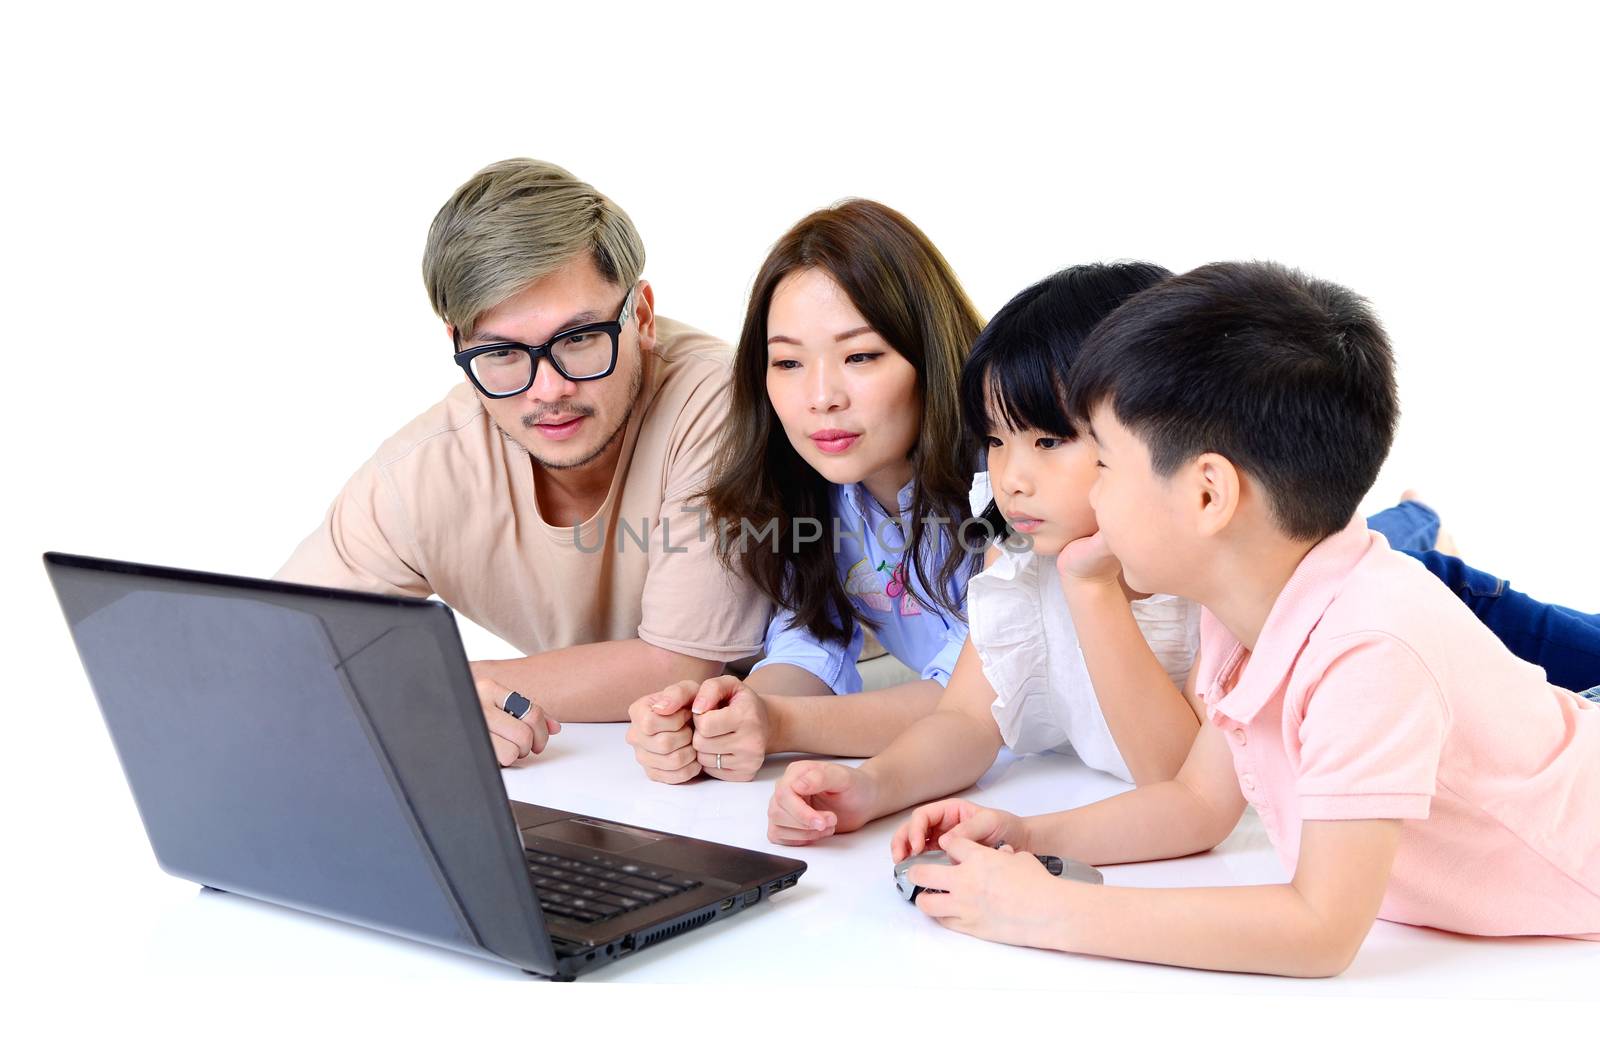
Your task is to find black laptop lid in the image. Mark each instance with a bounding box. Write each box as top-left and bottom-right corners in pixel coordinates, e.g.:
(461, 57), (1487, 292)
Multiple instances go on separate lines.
(44, 553), (556, 975)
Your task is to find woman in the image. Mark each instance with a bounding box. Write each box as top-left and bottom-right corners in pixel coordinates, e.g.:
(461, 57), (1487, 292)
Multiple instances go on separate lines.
(624, 199), (993, 782)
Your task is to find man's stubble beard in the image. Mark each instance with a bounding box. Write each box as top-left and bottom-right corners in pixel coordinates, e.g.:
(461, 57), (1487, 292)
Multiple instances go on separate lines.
(500, 354), (643, 472)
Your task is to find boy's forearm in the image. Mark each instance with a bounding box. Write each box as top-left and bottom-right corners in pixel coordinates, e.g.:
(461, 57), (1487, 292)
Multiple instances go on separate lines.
(1039, 881), (1367, 978)
(1026, 778), (1239, 865)
(765, 679), (944, 757)
(859, 710), (1006, 822)
(1063, 579), (1199, 783)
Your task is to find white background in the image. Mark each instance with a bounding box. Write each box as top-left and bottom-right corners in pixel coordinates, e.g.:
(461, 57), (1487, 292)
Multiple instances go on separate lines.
(4, 0), (1596, 1052)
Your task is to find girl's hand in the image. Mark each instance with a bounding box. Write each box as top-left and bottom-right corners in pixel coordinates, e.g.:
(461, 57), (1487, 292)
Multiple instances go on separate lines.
(891, 799), (1030, 861)
(767, 761), (880, 844)
(907, 836), (1079, 950)
(1056, 531), (1123, 587)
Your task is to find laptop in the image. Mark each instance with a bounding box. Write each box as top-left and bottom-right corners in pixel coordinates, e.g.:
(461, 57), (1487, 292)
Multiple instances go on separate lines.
(44, 552), (807, 980)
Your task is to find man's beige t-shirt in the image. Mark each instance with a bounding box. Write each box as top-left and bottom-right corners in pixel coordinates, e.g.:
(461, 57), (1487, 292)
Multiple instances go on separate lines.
(277, 318), (769, 662)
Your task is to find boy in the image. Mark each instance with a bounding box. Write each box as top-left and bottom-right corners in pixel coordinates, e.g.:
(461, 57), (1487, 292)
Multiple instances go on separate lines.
(897, 262), (1599, 976)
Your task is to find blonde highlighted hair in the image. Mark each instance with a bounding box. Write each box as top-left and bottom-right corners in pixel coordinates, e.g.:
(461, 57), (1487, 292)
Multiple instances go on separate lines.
(422, 158), (646, 337)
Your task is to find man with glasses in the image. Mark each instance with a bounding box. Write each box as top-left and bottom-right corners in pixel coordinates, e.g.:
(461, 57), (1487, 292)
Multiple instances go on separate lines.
(278, 158), (769, 766)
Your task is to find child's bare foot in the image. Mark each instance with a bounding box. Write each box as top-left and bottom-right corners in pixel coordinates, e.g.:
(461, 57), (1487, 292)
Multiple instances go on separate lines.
(1401, 490), (1459, 556)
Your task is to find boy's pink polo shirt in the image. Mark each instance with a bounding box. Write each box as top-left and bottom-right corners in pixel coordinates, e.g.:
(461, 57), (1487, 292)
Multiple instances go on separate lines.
(1193, 519), (1600, 939)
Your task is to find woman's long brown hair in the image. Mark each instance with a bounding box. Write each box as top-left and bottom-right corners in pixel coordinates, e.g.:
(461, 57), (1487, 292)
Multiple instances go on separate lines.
(702, 200), (985, 646)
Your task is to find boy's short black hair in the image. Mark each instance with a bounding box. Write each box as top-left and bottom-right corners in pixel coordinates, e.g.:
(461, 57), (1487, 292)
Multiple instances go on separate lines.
(1065, 261), (1398, 540)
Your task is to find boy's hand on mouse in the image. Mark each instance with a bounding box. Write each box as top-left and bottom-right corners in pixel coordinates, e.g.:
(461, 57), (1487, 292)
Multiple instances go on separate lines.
(688, 675), (774, 782)
(624, 680), (702, 784)
(892, 799), (1030, 861)
(767, 761), (879, 844)
(1056, 531), (1123, 587)
(910, 836), (1070, 949)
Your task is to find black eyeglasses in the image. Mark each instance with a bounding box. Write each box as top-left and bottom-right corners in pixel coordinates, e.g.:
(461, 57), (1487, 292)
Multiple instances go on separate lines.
(452, 285), (637, 397)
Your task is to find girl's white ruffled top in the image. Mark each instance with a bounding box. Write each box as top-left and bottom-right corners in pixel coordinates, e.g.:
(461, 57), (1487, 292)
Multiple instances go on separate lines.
(966, 547), (1202, 783)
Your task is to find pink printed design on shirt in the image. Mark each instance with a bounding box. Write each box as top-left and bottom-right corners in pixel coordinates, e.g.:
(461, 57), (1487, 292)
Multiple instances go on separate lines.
(845, 559), (921, 616)
(885, 560), (923, 616)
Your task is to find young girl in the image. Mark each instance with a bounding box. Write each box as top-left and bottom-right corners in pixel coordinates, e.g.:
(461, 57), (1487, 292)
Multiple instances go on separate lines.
(624, 199), (996, 784)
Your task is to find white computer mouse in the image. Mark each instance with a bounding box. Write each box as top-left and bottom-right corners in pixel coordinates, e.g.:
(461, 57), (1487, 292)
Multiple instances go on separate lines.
(893, 849), (1103, 900)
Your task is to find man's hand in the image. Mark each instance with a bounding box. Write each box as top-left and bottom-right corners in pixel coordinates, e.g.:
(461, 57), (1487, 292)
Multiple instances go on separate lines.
(1056, 530), (1123, 587)
(907, 836), (1074, 949)
(891, 798), (1030, 861)
(624, 680), (702, 784)
(767, 761), (880, 844)
(470, 663), (561, 767)
(688, 675), (777, 783)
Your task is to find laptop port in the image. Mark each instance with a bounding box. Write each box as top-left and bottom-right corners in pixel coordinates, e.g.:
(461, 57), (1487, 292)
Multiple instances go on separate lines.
(720, 897), (736, 911)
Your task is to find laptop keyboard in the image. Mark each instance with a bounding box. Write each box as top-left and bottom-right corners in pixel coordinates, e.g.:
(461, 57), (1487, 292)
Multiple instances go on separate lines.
(525, 845), (703, 924)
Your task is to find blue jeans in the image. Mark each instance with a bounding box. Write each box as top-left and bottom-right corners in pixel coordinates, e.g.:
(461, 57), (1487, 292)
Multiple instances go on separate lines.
(1366, 500), (1600, 693)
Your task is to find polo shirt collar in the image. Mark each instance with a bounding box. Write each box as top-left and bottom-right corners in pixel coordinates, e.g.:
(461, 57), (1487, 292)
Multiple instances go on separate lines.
(1200, 516), (1379, 723)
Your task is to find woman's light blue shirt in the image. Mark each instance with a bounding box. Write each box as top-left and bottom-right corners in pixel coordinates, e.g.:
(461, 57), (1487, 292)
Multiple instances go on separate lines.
(749, 481), (970, 694)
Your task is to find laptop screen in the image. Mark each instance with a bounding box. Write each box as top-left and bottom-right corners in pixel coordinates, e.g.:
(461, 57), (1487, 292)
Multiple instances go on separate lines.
(48, 555), (554, 973)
